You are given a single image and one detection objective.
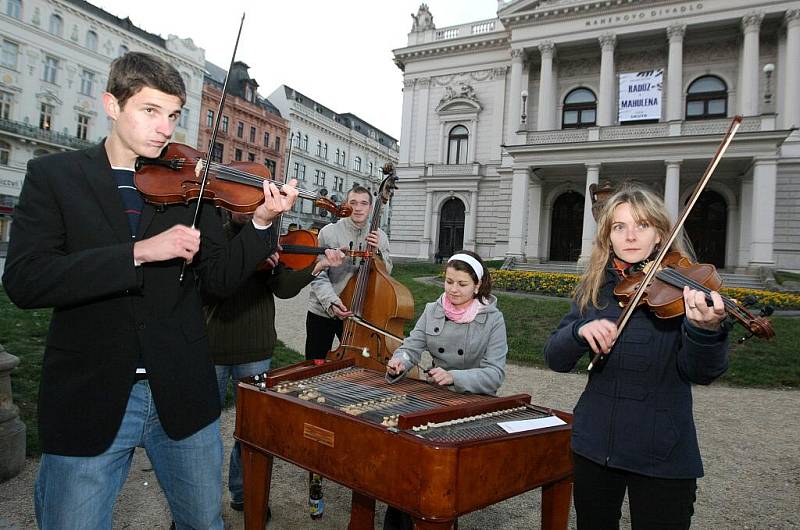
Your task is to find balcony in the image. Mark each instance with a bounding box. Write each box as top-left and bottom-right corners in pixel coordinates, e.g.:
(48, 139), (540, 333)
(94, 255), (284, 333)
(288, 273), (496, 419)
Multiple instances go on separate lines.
(434, 18), (504, 41)
(525, 116), (769, 145)
(0, 118), (94, 151)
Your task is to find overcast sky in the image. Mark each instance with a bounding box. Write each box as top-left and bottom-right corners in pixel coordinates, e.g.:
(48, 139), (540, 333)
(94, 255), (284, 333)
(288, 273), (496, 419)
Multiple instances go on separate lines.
(91, 0), (501, 139)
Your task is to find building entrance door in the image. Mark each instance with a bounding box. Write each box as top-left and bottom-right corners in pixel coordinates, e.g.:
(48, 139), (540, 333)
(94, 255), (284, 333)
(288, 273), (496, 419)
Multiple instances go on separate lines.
(685, 190), (727, 268)
(437, 198), (465, 260)
(549, 191), (584, 261)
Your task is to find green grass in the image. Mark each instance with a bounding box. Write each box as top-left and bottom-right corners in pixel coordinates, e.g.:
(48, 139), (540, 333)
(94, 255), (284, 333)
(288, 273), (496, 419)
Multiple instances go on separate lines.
(774, 270), (800, 285)
(390, 263), (800, 389)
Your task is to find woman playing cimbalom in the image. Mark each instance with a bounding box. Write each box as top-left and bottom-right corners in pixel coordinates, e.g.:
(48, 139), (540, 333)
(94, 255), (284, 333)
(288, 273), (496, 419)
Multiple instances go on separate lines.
(383, 250), (508, 530)
(544, 185), (729, 530)
(386, 250), (507, 395)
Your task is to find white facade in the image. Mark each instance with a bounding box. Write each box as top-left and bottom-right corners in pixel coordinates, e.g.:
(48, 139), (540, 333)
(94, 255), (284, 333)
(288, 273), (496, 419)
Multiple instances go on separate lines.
(0, 0), (205, 241)
(392, 0), (800, 271)
(268, 85), (399, 232)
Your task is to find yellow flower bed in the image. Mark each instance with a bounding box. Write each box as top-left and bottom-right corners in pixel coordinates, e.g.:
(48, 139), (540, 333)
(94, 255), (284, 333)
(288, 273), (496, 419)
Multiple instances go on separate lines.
(491, 269), (800, 309)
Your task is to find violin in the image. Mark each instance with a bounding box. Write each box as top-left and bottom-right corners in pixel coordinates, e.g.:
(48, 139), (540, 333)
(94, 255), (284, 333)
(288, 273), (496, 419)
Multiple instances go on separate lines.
(134, 143), (352, 218)
(257, 228), (372, 271)
(613, 251), (774, 341)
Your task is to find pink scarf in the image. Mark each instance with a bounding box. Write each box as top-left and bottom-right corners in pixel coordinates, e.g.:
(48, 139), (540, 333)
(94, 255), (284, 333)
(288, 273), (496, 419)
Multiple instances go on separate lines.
(441, 294), (481, 323)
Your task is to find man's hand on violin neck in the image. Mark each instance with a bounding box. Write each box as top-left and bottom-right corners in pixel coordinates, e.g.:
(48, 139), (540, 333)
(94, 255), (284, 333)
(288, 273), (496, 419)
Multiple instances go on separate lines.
(133, 224), (201, 265)
(253, 178), (299, 226)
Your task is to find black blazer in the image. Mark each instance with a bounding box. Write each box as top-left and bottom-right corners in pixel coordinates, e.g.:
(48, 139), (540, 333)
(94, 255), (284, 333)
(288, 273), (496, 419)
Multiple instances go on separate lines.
(2, 142), (270, 456)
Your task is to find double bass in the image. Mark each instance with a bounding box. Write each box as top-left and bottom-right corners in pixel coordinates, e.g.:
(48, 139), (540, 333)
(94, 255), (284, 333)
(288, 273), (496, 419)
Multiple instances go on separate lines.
(328, 164), (414, 371)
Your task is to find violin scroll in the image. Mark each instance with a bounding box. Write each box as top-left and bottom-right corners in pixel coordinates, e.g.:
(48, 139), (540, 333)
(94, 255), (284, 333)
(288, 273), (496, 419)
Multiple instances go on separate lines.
(314, 196), (353, 218)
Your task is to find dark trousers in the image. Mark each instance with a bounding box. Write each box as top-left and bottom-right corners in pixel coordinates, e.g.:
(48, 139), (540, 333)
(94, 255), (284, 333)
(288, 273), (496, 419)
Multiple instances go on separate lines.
(573, 453), (697, 530)
(305, 311), (343, 360)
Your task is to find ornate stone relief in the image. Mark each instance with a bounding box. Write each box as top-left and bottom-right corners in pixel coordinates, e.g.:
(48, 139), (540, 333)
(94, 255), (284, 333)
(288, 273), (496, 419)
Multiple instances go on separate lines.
(403, 79), (415, 89)
(411, 3), (435, 32)
(683, 39), (737, 64)
(538, 41), (555, 58)
(558, 57), (598, 78)
(70, 24), (78, 42)
(32, 7), (40, 26)
(417, 77), (431, 88)
(510, 48), (526, 60)
(787, 9), (800, 25)
(438, 82), (479, 106)
(617, 49), (667, 72)
(666, 23), (686, 42)
(598, 33), (616, 51)
(742, 12), (764, 33)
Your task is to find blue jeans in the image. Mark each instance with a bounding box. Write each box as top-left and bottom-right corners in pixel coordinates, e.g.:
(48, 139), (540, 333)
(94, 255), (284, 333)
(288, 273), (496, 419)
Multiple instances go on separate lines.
(215, 359), (271, 504)
(35, 381), (223, 530)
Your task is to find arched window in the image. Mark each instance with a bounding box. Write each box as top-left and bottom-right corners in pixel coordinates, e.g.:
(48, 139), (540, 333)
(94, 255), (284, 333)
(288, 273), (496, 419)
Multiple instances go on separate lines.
(49, 14), (63, 37)
(0, 140), (10, 165)
(562, 88), (597, 128)
(354, 156), (362, 172)
(447, 125), (468, 164)
(85, 30), (97, 51)
(6, 0), (21, 19)
(686, 75), (727, 120)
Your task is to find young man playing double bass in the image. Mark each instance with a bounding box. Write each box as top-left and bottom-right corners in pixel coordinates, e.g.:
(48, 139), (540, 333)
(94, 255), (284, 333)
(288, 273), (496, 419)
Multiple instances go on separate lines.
(2, 52), (298, 529)
(304, 184), (393, 360)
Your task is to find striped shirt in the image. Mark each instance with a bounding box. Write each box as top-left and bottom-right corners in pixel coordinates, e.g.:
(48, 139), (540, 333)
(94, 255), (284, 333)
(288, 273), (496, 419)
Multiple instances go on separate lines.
(112, 167), (142, 238)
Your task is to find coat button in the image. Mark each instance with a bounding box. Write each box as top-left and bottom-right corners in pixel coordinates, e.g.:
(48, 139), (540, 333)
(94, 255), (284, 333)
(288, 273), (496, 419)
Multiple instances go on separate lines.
(434, 327), (439, 332)
(438, 347), (444, 353)
(458, 349), (464, 355)
(138, 323), (146, 330)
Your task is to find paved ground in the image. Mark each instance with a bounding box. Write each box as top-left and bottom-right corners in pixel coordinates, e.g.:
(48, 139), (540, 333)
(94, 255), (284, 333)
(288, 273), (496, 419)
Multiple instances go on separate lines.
(1, 284), (799, 529)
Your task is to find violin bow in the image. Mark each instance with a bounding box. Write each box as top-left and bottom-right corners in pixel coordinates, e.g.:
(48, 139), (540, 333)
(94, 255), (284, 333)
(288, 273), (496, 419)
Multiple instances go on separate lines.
(588, 115), (743, 371)
(179, 13), (246, 283)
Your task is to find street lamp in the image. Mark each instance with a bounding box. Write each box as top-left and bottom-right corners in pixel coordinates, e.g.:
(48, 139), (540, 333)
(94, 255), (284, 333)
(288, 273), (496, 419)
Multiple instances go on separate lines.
(520, 90), (528, 124)
(763, 63), (775, 106)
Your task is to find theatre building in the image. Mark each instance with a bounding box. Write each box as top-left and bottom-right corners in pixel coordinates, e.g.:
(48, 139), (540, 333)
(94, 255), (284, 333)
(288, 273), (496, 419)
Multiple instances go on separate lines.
(390, 0), (800, 272)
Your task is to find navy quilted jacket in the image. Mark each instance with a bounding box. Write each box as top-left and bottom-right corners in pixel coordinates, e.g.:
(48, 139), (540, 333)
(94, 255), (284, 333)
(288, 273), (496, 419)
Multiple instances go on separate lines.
(544, 268), (729, 479)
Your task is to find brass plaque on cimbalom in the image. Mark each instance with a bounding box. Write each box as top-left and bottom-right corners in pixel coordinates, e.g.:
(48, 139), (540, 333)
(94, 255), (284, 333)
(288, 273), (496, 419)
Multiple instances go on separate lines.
(303, 423), (334, 447)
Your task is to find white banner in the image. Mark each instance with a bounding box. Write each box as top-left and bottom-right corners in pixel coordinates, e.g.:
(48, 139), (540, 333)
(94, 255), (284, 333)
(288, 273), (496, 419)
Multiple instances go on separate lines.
(618, 70), (663, 122)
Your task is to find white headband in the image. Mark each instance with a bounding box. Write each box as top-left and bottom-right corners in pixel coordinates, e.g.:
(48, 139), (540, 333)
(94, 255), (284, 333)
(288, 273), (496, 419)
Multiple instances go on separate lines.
(448, 253), (484, 281)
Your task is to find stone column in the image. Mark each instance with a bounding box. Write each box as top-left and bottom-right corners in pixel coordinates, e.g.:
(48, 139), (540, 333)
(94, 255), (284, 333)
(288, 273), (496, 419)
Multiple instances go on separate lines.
(399, 78), (415, 164)
(0, 344), (26, 481)
(412, 78), (430, 164)
(666, 24), (686, 122)
(749, 158), (777, 267)
(492, 67), (508, 159)
(537, 41), (556, 131)
(466, 190), (479, 251)
(507, 167), (530, 258)
(507, 48), (525, 142)
(597, 33), (617, 127)
(737, 178), (753, 268)
(421, 191), (434, 259)
(664, 160), (682, 222)
(784, 10), (800, 129)
(740, 13), (764, 117)
(578, 164), (600, 267)
(525, 175), (543, 261)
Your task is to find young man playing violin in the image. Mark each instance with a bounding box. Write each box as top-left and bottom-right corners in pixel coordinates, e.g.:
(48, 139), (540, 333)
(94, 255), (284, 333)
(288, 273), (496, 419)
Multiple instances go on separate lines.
(544, 185), (728, 530)
(2, 52), (299, 530)
(207, 211), (345, 514)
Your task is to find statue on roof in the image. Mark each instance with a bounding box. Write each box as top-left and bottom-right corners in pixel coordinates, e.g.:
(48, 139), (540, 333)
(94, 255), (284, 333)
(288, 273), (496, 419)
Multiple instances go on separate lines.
(411, 4), (435, 32)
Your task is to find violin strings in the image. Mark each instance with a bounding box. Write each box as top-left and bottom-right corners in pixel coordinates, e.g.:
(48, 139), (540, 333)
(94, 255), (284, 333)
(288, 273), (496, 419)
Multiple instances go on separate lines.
(169, 158), (318, 201)
(656, 268), (750, 321)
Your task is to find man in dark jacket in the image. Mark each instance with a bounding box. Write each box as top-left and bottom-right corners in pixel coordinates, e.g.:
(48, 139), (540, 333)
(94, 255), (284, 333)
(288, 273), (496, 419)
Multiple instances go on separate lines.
(209, 212), (343, 512)
(2, 52), (298, 529)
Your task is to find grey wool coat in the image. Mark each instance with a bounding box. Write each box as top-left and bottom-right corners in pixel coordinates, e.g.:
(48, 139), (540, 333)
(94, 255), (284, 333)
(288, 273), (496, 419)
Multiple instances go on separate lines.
(391, 294), (507, 395)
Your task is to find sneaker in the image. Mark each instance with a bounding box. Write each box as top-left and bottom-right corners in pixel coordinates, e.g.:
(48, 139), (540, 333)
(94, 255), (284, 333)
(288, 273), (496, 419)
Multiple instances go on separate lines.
(230, 502), (271, 520)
